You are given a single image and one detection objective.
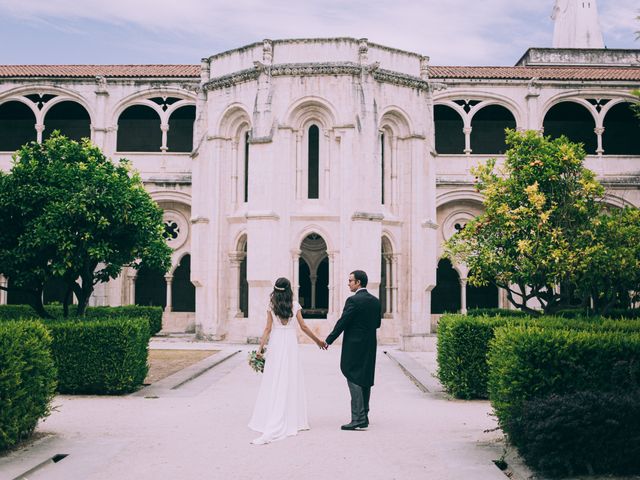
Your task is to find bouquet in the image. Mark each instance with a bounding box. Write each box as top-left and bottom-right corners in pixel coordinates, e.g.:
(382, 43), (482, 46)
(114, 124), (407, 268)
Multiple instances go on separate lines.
(248, 349), (266, 373)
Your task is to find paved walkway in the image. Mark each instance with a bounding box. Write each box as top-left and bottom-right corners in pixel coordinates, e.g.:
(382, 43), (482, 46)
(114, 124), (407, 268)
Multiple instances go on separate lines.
(1, 338), (506, 480)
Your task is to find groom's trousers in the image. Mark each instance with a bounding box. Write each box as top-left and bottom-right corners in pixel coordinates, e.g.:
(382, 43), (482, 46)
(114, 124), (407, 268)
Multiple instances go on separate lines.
(347, 380), (370, 424)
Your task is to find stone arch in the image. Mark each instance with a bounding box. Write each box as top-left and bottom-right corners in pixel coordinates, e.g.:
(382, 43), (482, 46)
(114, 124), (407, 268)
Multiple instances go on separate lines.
(286, 97), (338, 130)
(167, 104), (196, 152)
(116, 103), (162, 152)
(217, 104), (252, 139)
(380, 234), (396, 316)
(42, 100), (91, 142)
(602, 193), (634, 209)
(378, 106), (413, 137)
(148, 190), (192, 205)
(601, 101), (640, 155)
(436, 189), (485, 208)
(431, 258), (461, 314)
(433, 102), (465, 154)
(0, 99), (38, 151)
(298, 232), (329, 318)
(468, 103), (517, 154)
(170, 252), (195, 312)
(110, 89), (196, 126)
(294, 224), (336, 253)
(543, 100), (597, 154)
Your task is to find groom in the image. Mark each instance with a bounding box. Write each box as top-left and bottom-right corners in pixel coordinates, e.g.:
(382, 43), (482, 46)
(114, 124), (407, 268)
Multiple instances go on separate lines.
(325, 270), (381, 430)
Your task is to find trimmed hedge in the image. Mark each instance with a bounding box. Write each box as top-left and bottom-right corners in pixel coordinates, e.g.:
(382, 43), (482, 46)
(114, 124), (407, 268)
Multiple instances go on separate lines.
(0, 321), (57, 450)
(487, 326), (640, 438)
(466, 308), (529, 318)
(48, 318), (150, 394)
(507, 390), (640, 477)
(0, 304), (163, 335)
(437, 314), (640, 399)
(437, 315), (505, 399)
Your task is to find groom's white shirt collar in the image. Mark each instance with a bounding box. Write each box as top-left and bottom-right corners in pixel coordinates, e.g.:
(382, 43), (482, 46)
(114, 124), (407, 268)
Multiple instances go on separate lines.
(355, 287), (367, 293)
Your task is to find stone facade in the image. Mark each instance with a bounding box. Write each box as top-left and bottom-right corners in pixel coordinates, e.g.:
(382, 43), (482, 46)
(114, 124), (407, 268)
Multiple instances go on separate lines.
(1, 37), (639, 350)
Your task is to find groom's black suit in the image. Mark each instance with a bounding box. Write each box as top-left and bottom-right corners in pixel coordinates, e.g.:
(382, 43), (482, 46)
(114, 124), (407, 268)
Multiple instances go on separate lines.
(326, 288), (381, 426)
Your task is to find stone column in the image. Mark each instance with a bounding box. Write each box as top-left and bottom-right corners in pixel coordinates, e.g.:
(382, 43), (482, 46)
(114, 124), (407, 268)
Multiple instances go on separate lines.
(391, 254), (399, 315)
(35, 123), (45, 143)
(0, 275), (7, 305)
(231, 139), (239, 206)
(595, 126), (605, 156)
(160, 124), (169, 152)
(327, 251), (336, 314)
(291, 249), (301, 301)
(310, 273), (317, 309)
(463, 126), (472, 155)
(384, 254), (392, 315)
(127, 270), (137, 305)
(460, 277), (468, 314)
(164, 275), (173, 312)
(229, 252), (244, 317)
(295, 131), (303, 200)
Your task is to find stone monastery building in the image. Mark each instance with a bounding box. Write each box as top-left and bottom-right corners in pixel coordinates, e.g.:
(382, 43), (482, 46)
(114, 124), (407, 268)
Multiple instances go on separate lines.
(0, 0), (639, 349)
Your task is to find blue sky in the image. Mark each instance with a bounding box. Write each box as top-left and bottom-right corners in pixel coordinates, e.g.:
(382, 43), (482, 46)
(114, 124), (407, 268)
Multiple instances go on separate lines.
(0, 0), (637, 66)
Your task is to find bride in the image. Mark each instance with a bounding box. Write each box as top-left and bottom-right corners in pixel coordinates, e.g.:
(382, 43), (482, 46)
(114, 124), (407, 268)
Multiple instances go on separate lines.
(248, 277), (327, 445)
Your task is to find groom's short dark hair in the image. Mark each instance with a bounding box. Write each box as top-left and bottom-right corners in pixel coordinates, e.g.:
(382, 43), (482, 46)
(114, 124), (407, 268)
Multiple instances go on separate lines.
(351, 270), (368, 288)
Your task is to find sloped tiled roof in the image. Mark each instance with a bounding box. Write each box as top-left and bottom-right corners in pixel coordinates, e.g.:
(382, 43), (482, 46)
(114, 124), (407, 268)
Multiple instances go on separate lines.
(0, 65), (200, 78)
(0, 64), (639, 82)
(428, 66), (640, 81)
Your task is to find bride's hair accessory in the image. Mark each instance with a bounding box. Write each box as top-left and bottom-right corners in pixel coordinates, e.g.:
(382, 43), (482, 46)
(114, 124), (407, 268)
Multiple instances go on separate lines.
(274, 285), (285, 291)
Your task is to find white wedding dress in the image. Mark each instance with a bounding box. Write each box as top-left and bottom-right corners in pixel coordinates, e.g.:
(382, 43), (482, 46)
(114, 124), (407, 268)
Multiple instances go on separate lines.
(248, 301), (310, 444)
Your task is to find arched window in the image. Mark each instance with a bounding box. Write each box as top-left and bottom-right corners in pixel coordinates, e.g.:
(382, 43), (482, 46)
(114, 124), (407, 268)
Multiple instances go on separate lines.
(299, 233), (328, 318)
(543, 102), (596, 154)
(117, 105), (161, 152)
(172, 255), (195, 312)
(0, 101), (36, 151)
(243, 131), (250, 203)
(167, 105), (196, 152)
(307, 125), (320, 199)
(434, 105), (464, 154)
(239, 240), (248, 317)
(467, 272), (499, 309)
(379, 237), (394, 315)
(603, 102), (640, 155)
(470, 105), (516, 154)
(43, 101), (91, 142)
(431, 259), (461, 314)
(135, 266), (166, 308)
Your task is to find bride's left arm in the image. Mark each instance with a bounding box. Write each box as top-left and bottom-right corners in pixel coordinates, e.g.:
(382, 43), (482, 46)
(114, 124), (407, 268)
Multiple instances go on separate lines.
(295, 310), (326, 349)
(257, 311), (273, 355)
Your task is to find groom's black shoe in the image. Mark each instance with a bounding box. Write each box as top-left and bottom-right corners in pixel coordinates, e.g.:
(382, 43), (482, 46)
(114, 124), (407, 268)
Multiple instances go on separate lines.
(341, 421), (368, 430)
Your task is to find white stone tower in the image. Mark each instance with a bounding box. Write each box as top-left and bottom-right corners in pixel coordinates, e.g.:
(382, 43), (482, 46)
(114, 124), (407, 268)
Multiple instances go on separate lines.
(552, 0), (605, 48)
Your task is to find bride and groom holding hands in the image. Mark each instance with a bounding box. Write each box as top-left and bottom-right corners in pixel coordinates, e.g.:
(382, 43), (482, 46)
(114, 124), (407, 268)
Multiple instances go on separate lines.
(248, 270), (382, 445)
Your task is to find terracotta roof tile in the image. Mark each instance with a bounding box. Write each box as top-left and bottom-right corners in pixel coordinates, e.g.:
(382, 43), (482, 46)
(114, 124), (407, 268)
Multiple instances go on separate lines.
(0, 65), (200, 78)
(428, 66), (640, 81)
(0, 64), (639, 82)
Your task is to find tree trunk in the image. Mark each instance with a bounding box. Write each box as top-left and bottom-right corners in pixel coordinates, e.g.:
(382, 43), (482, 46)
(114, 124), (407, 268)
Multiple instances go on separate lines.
(29, 286), (53, 319)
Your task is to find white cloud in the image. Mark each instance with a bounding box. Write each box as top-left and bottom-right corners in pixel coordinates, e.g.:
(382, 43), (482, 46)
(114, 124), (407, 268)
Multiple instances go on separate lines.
(0, 0), (636, 64)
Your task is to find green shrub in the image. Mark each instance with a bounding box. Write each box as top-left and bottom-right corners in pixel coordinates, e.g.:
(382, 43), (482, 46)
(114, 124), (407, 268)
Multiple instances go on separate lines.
(0, 321), (57, 450)
(507, 390), (640, 477)
(488, 326), (640, 437)
(48, 318), (150, 394)
(437, 315), (509, 398)
(466, 308), (529, 318)
(0, 305), (163, 335)
(437, 314), (640, 399)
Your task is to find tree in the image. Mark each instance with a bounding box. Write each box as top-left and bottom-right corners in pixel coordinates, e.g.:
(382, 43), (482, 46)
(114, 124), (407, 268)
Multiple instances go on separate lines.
(575, 207), (640, 314)
(0, 133), (172, 317)
(444, 130), (605, 315)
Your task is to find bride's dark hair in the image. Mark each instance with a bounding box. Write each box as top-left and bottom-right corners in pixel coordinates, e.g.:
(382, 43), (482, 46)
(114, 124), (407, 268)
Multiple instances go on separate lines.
(270, 277), (293, 319)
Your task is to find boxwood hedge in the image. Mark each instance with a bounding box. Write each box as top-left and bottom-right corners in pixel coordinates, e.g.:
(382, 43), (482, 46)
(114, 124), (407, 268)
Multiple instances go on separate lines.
(437, 314), (640, 399)
(487, 326), (640, 436)
(0, 321), (57, 450)
(48, 318), (150, 394)
(507, 389), (640, 477)
(0, 304), (163, 335)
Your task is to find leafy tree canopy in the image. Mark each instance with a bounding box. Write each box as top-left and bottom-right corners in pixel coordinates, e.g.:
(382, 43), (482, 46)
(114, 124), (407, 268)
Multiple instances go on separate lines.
(0, 132), (171, 317)
(443, 129), (640, 316)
